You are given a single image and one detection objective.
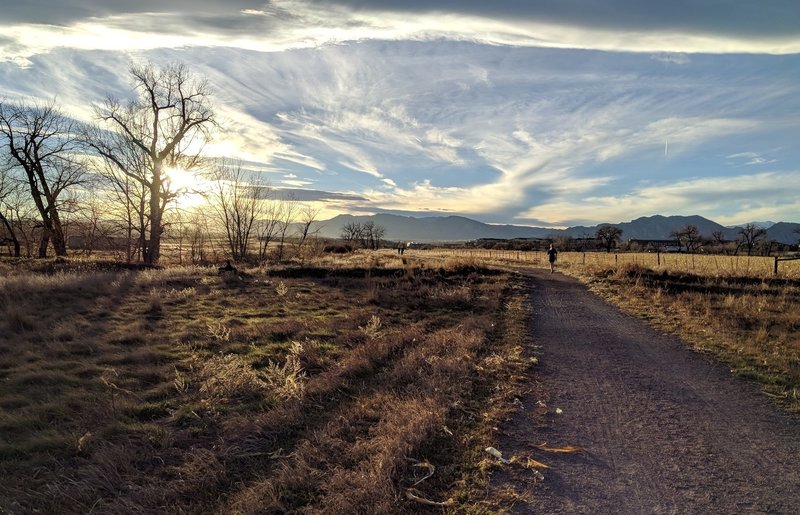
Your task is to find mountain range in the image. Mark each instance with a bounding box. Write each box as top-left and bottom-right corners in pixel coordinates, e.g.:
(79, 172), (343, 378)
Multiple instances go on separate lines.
(310, 214), (800, 244)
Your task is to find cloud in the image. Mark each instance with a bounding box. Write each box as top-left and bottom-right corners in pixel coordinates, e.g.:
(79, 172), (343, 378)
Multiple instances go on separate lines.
(1, 28), (798, 226)
(727, 151), (778, 166)
(272, 188), (366, 202)
(521, 171), (800, 226)
(0, 0), (265, 25)
(1, 0), (799, 64)
(304, 1), (800, 40)
(651, 53), (690, 65)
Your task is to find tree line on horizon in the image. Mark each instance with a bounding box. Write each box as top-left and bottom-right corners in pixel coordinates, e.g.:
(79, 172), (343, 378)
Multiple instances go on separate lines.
(474, 222), (789, 257)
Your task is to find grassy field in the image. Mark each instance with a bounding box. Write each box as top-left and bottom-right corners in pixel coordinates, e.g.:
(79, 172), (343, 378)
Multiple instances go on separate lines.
(0, 254), (533, 513)
(419, 249), (800, 279)
(4, 247), (795, 512)
(424, 249), (800, 412)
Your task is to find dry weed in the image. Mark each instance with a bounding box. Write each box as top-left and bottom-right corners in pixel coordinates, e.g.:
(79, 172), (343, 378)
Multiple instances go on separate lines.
(262, 341), (307, 400)
(359, 315), (383, 339)
(197, 354), (268, 401)
(275, 281), (289, 297)
(207, 322), (232, 342)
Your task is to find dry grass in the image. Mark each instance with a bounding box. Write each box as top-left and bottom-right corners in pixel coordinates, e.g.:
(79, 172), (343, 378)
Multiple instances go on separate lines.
(419, 248), (800, 279)
(0, 255), (530, 513)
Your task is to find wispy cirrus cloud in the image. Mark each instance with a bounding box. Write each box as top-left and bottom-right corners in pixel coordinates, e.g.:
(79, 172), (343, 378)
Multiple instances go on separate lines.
(1, 2), (799, 225)
(726, 151), (778, 166)
(1, 0), (799, 67)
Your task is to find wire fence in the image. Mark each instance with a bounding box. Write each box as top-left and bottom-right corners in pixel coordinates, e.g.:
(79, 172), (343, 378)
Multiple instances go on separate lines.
(412, 248), (800, 279)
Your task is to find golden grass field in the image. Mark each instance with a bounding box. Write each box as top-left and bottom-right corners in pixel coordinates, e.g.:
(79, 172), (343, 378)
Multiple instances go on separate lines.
(2, 247), (797, 512)
(418, 249), (800, 278)
(0, 254), (534, 513)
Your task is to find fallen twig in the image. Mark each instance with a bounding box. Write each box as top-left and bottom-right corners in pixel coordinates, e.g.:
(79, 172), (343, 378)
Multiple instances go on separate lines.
(405, 488), (455, 507)
(535, 443), (584, 453)
(511, 456), (550, 469)
(411, 461), (436, 486)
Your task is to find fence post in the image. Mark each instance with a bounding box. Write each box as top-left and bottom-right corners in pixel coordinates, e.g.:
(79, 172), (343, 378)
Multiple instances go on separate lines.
(657, 251), (660, 266)
(775, 256), (779, 276)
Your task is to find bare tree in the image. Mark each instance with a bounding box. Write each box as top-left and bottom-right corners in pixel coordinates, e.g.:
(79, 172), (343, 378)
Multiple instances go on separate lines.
(89, 62), (215, 265)
(737, 223), (766, 256)
(275, 194), (297, 261)
(671, 224), (703, 253)
(2, 184), (36, 257)
(710, 229), (733, 255)
(368, 223), (385, 250)
(296, 203), (321, 250)
(339, 221), (385, 250)
(360, 221), (376, 249)
(210, 160), (268, 261)
(595, 225), (623, 253)
(187, 210), (212, 264)
(257, 198), (283, 262)
(70, 190), (116, 257)
(340, 221), (363, 244)
(0, 101), (87, 257)
(90, 132), (152, 262)
(0, 168), (21, 256)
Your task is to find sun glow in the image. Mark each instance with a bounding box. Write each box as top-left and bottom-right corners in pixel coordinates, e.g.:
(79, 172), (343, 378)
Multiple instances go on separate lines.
(163, 167), (209, 209)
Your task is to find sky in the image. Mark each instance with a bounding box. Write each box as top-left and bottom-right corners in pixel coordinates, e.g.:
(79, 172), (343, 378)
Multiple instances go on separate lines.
(1, 0), (799, 227)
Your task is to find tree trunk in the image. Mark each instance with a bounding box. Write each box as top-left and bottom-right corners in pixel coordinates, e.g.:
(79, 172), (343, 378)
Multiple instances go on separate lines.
(0, 213), (20, 257)
(38, 233), (50, 258)
(49, 210), (68, 256)
(145, 170), (163, 265)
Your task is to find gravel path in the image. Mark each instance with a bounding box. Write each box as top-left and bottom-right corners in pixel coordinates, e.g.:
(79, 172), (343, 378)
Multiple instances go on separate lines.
(492, 270), (800, 514)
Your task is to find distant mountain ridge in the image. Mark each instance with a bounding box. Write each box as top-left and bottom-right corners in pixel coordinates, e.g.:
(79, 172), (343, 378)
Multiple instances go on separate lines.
(310, 214), (800, 244)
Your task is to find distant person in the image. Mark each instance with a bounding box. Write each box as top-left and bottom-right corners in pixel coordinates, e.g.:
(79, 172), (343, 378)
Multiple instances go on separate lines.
(546, 244), (558, 273)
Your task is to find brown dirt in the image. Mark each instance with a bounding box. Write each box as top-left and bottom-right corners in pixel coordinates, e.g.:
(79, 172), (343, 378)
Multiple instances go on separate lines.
(491, 270), (800, 513)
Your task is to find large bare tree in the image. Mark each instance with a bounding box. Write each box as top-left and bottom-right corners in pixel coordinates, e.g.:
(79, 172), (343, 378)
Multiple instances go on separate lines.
(210, 160), (269, 261)
(0, 101), (87, 257)
(89, 62), (215, 265)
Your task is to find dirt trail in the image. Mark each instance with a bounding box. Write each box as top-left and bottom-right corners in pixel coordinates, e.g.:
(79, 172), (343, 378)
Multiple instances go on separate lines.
(493, 270), (800, 514)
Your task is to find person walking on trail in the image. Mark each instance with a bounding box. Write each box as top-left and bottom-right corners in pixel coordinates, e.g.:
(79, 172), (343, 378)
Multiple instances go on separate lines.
(546, 244), (558, 273)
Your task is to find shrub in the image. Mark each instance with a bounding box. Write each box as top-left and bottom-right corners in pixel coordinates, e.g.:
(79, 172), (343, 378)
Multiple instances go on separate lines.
(197, 354), (268, 401)
(262, 341), (306, 400)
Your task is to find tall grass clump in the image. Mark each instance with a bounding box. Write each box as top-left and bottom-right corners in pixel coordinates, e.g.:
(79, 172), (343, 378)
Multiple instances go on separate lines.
(262, 341), (306, 400)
